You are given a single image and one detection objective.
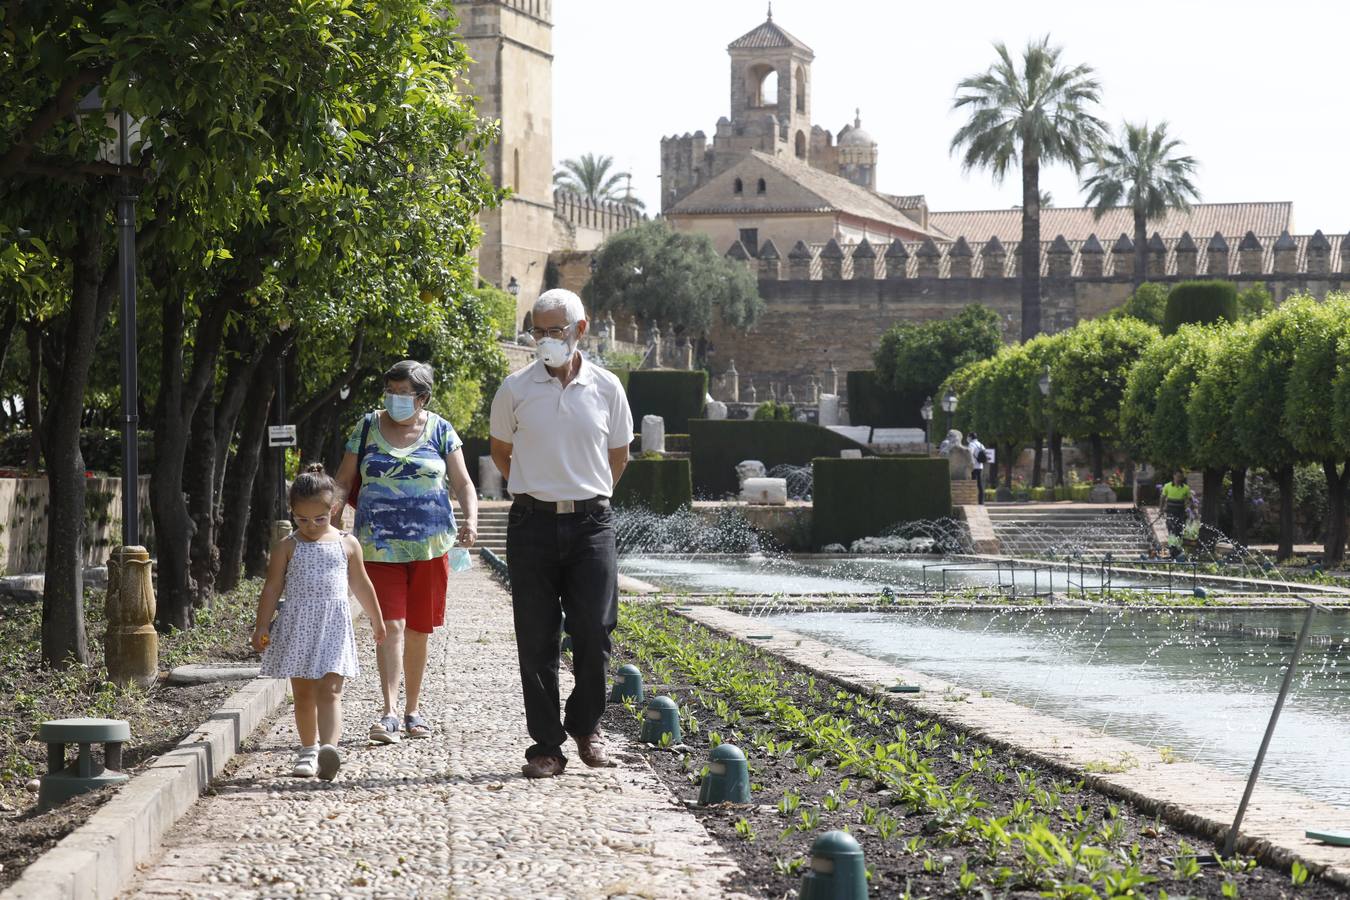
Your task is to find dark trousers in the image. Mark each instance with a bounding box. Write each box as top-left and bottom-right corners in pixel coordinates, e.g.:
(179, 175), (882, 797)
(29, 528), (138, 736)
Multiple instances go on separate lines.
(506, 501), (617, 762)
(971, 468), (984, 502)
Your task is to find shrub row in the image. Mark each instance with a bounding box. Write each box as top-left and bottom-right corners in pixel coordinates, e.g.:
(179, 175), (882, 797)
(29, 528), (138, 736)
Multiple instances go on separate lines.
(611, 458), (692, 515)
(812, 457), (951, 547)
(625, 370), (707, 434)
(687, 420), (876, 497)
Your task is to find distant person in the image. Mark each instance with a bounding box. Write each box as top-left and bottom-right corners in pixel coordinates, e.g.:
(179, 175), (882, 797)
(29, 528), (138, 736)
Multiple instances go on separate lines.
(253, 465), (386, 780)
(489, 289), (634, 779)
(966, 431), (987, 503)
(332, 360), (478, 744)
(1159, 469), (1191, 545)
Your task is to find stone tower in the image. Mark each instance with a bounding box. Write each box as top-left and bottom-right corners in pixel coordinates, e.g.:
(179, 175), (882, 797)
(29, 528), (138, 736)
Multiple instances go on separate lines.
(452, 0), (555, 325)
(836, 110), (877, 191)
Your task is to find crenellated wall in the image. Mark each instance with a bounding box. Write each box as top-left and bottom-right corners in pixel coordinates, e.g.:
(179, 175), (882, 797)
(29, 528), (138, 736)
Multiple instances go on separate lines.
(705, 229), (1349, 404)
(552, 190), (645, 252)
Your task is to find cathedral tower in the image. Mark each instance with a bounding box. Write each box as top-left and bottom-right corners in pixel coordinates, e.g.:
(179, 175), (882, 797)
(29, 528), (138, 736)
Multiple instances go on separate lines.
(453, 0), (554, 324)
(725, 5), (814, 161)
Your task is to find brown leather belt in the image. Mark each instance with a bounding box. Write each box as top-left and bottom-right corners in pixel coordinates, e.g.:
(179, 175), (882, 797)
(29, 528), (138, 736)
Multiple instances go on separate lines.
(513, 494), (610, 514)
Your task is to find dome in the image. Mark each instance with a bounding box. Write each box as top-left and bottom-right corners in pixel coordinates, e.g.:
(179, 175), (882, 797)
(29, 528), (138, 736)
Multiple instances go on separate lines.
(838, 110), (875, 147)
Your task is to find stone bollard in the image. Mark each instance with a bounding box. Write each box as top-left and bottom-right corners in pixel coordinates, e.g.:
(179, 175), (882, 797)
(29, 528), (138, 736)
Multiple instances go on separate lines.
(799, 830), (868, 900)
(105, 547), (157, 689)
(698, 743), (750, 805)
(641, 415), (666, 454)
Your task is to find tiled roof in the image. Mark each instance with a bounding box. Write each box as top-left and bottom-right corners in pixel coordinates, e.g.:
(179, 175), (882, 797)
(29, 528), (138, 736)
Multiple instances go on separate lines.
(671, 151), (941, 238)
(927, 202), (1293, 245)
(880, 193), (927, 211)
(727, 16), (813, 53)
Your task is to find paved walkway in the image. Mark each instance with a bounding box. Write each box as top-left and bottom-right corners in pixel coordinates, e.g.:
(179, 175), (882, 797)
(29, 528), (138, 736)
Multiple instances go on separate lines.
(126, 567), (745, 899)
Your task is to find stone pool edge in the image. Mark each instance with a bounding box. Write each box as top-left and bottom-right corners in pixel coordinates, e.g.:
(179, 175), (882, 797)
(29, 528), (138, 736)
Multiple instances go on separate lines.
(678, 606), (1350, 888)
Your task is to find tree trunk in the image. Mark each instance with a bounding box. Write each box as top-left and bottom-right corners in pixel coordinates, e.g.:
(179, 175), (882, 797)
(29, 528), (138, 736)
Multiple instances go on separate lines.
(40, 214), (106, 667)
(1230, 466), (1248, 549)
(1276, 464), (1295, 561)
(151, 292), (197, 631)
(1050, 432), (1064, 488)
(186, 386), (218, 604)
(1201, 467), (1223, 527)
(1031, 437), (1043, 488)
(1133, 209), (1148, 285)
(1020, 151), (1042, 340)
(216, 356), (278, 592)
(245, 428), (279, 579)
(1089, 434), (1104, 483)
(24, 323), (44, 470)
(1322, 459), (1349, 567)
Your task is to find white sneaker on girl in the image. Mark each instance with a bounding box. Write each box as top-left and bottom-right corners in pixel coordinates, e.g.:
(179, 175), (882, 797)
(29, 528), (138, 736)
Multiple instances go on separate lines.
(292, 746), (319, 778)
(317, 744), (341, 782)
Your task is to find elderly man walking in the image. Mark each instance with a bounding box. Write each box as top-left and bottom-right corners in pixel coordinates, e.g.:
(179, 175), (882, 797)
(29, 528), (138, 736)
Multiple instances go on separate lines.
(489, 289), (633, 778)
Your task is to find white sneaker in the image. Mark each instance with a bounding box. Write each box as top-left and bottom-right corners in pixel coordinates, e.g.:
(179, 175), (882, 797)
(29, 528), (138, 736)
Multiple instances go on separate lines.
(292, 747), (319, 778)
(317, 744), (341, 782)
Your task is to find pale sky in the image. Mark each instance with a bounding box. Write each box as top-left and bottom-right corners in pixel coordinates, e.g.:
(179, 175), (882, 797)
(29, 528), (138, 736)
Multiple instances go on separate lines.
(553, 0), (1350, 234)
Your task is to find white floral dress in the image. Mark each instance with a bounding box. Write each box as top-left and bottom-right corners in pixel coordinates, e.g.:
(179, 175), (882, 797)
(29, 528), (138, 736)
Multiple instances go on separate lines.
(260, 536), (361, 680)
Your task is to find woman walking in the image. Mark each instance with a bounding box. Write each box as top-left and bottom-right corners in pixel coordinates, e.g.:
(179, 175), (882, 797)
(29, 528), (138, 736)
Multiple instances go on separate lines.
(334, 360), (477, 743)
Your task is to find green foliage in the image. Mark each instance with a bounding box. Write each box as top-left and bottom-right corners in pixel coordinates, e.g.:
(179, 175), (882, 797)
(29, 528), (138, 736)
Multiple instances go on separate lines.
(1151, 327), (1221, 471)
(1189, 322), (1256, 471)
(1286, 293), (1350, 460)
(626, 370), (708, 434)
(1237, 284), (1273, 319)
(1118, 332), (1188, 461)
(611, 458), (692, 515)
(845, 370), (922, 428)
(583, 221), (762, 333)
(473, 285), (519, 339)
(0, 429), (153, 475)
(753, 400), (794, 422)
(1162, 281), (1238, 335)
(1049, 317), (1159, 443)
(553, 153), (644, 209)
(1107, 283), (1169, 327)
(1234, 298), (1323, 470)
(875, 305), (1002, 397)
(812, 458), (952, 547)
(687, 420), (875, 497)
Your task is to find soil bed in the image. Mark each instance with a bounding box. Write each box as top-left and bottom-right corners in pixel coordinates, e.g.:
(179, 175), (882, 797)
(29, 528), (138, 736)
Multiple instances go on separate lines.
(0, 578), (262, 887)
(606, 604), (1340, 898)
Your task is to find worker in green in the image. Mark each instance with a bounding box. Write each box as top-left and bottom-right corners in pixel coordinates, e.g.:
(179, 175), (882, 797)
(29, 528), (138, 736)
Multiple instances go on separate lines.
(1159, 469), (1192, 543)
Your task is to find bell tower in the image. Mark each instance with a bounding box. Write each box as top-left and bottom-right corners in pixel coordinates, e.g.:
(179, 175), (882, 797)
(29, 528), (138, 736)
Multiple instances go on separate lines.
(726, 5), (814, 160)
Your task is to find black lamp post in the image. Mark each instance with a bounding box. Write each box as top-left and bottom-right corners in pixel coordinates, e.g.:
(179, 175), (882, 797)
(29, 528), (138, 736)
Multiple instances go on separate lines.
(1038, 365), (1054, 491)
(940, 388), (958, 436)
(920, 396), (933, 454)
(506, 276), (519, 297)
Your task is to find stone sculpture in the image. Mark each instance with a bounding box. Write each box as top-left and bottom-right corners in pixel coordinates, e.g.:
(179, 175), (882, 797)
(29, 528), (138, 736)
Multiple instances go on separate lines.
(937, 429), (974, 480)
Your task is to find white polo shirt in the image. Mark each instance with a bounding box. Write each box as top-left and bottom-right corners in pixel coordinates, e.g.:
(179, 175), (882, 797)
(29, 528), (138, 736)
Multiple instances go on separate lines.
(489, 355), (634, 502)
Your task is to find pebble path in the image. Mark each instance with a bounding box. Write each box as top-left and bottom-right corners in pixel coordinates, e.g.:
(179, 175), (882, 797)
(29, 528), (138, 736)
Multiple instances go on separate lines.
(126, 566), (748, 899)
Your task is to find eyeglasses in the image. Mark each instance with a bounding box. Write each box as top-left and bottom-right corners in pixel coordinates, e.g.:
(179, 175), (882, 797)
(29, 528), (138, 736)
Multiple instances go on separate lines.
(292, 514), (330, 526)
(529, 323), (574, 341)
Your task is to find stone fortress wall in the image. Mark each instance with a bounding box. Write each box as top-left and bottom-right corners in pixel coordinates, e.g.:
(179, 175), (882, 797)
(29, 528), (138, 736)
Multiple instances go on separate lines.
(702, 228), (1349, 405)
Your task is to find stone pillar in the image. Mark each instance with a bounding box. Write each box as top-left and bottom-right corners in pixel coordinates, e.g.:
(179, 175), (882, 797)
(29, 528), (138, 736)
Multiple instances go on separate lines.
(1110, 233), (1134, 277)
(1146, 232), (1167, 278)
(826, 361), (839, 396)
(1046, 234), (1072, 278)
(105, 546), (157, 689)
(948, 236), (973, 278)
(807, 376), (819, 404)
(647, 322), (662, 369)
(1207, 232), (1230, 277)
(915, 238), (941, 277)
(627, 315), (641, 345)
(788, 240), (814, 280)
(746, 381), (757, 404)
(981, 236), (1007, 278)
(819, 238), (844, 280)
(883, 239), (909, 279)
(1078, 234), (1104, 277)
(1174, 231), (1198, 277)
(785, 384), (796, 405)
(767, 382), (777, 402)
(1307, 230), (1331, 276)
(758, 239), (782, 280)
(726, 359), (739, 403)
(1237, 231), (1263, 275)
(1272, 230), (1298, 274)
(851, 238), (876, 280)
(681, 340), (694, 370)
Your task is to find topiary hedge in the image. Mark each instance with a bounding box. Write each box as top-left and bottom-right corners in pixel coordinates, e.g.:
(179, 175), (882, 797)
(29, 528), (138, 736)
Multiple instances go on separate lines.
(611, 458), (692, 515)
(626, 370), (707, 433)
(846, 370), (923, 427)
(812, 457), (951, 548)
(1162, 281), (1238, 335)
(688, 419), (880, 497)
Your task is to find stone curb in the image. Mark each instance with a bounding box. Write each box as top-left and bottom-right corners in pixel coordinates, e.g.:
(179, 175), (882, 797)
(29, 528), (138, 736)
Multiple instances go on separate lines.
(0, 676), (288, 900)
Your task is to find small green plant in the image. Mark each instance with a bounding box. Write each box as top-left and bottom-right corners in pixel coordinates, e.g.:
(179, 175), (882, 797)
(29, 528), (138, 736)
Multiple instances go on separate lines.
(734, 817), (755, 842)
(1291, 859), (1310, 886)
(1158, 745), (1180, 764)
(773, 855), (805, 876)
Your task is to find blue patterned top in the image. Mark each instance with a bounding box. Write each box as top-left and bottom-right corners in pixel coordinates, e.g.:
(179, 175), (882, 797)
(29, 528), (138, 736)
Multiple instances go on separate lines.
(346, 412), (461, 563)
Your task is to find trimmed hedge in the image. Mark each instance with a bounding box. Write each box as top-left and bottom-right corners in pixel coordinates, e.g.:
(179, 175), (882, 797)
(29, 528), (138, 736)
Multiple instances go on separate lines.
(612, 458), (692, 515)
(0, 429), (153, 475)
(846, 370), (924, 428)
(688, 419), (879, 497)
(1163, 281), (1238, 335)
(812, 457), (952, 548)
(626, 370), (707, 433)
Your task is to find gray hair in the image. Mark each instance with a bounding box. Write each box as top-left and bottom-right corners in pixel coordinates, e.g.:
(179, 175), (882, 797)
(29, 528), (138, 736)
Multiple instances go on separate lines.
(384, 359), (434, 398)
(533, 288), (586, 325)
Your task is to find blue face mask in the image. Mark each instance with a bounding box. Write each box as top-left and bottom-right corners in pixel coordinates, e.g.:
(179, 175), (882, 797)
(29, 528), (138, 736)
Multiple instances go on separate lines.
(384, 393), (418, 422)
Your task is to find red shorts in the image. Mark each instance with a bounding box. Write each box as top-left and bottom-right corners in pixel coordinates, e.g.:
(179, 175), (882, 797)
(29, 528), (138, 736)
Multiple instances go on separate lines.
(365, 555), (449, 634)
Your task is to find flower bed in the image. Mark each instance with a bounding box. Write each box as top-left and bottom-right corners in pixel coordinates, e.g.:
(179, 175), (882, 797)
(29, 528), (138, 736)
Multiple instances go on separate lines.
(606, 604), (1337, 897)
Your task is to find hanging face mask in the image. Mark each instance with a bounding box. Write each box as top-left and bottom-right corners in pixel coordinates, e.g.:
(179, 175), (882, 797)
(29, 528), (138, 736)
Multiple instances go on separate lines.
(536, 333), (575, 368)
(384, 393), (418, 422)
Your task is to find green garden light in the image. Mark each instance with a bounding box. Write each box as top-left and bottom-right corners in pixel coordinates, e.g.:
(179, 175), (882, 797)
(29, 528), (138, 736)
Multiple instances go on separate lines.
(799, 830), (867, 900)
(639, 695), (681, 744)
(698, 743), (750, 805)
(609, 664), (645, 703)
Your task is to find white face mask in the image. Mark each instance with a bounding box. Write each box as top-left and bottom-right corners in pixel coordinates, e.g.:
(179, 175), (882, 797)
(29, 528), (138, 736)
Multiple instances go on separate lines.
(536, 335), (575, 368)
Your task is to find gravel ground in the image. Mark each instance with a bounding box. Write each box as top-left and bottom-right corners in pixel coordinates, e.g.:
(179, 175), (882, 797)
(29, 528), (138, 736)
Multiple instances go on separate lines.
(125, 566), (747, 899)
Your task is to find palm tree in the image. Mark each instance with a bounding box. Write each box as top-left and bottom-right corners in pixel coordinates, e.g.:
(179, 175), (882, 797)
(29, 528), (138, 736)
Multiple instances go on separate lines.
(553, 153), (645, 209)
(951, 37), (1106, 340)
(1082, 121), (1200, 282)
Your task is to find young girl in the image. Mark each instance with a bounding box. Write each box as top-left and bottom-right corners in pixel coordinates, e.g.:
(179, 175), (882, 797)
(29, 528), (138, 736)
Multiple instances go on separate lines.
(252, 464), (386, 780)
